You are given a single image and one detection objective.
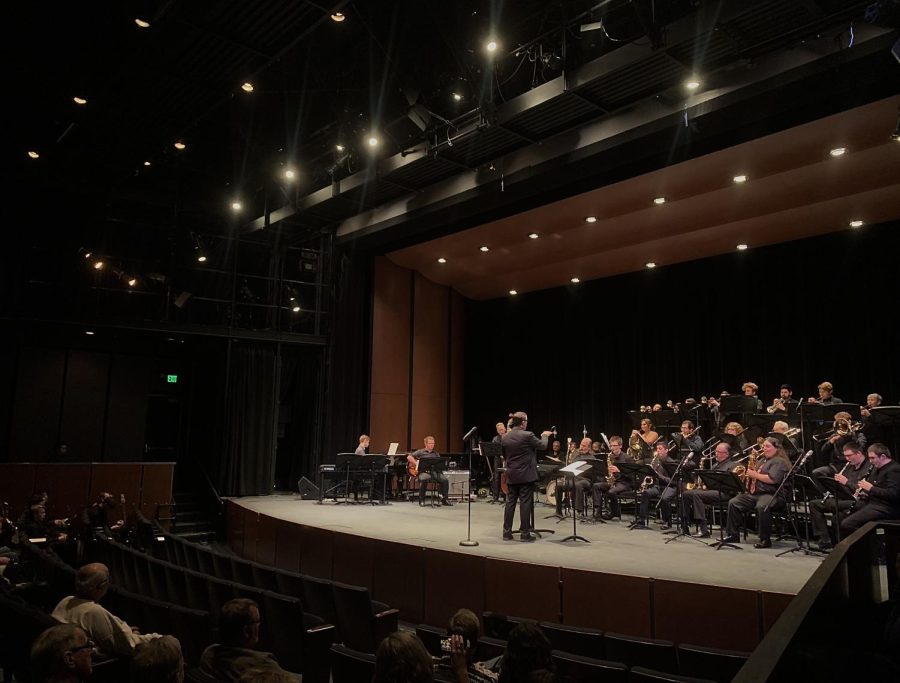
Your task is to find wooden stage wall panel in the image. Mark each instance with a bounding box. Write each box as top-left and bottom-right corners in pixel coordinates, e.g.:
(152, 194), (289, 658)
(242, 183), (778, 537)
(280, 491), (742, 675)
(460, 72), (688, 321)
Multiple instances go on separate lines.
(653, 579), (759, 651)
(410, 273), (449, 452)
(89, 463), (142, 524)
(299, 526), (334, 579)
(760, 591), (795, 637)
(274, 520), (303, 574)
(485, 558), (560, 623)
(34, 463), (92, 519)
(226, 500), (244, 556)
(139, 463), (175, 524)
(332, 533), (375, 591)
(373, 541), (425, 624)
(448, 290), (465, 452)
(0, 464), (36, 513)
(241, 507), (259, 562)
(561, 568), (652, 637)
(423, 549), (485, 629)
(256, 514), (279, 567)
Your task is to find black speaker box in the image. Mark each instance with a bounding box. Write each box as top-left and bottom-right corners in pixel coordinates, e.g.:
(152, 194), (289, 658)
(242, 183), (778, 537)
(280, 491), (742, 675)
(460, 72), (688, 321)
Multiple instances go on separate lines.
(298, 476), (319, 500)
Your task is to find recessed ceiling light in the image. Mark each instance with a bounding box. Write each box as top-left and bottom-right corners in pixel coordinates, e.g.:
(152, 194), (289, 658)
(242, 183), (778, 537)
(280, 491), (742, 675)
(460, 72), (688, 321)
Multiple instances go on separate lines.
(197, 255), (207, 263)
(528, 233), (539, 239)
(127, 278), (137, 287)
(134, 18), (150, 28)
(284, 169), (296, 180)
(452, 92), (462, 102)
(736, 243), (748, 251)
(653, 196), (666, 205)
(292, 305), (301, 312)
(585, 216), (597, 223)
(685, 79), (701, 91)
(732, 174), (748, 183)
(486, 40), (498, 53)
(73, 96), (87, 105)
(570, 277), (580, 284)
(367, 135), (379, 147)
(83, 252), (92, 259)
(509, 289), (517, 296)
(143, 160), (152, 166)
(231, 201), (242, 211)
(479, 246), (490, 252)
(331, 12), (345, 22)
(437, 257), (447, 264)
(829, 147), (846, 157)
(93, 260), (104, 270)
(27, 150), (40, 159)
(174, 141), (186, 150)
(335, 144), (345, 152)
(241, 82), (254, 93)
(85, 330), (95, 336)
(645, 262), (657, 269)
(849, 220), (864, 228)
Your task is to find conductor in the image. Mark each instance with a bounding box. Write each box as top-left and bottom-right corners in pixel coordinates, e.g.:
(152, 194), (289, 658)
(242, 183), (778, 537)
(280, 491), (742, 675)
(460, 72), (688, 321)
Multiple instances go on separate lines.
(501, 411), (551, 542)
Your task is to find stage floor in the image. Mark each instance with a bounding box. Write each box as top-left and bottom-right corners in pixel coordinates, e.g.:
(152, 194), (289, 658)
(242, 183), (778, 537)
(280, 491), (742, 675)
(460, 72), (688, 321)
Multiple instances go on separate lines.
(230, 494), (822, 594)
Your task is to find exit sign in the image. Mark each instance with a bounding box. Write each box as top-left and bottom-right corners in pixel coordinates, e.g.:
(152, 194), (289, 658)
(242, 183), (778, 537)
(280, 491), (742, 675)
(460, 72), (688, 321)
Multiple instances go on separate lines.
(166, 374), (179, 384)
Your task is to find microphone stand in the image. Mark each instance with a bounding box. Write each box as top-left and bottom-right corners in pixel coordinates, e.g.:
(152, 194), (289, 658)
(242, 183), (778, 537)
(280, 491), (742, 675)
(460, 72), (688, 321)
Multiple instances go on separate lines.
(768, 450), (817, 557)
(460, 429), (479, 547)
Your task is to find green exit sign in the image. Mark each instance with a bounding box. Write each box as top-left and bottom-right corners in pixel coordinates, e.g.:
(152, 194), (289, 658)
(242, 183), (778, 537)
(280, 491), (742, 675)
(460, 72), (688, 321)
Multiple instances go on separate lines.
(166, 374), (179, 384)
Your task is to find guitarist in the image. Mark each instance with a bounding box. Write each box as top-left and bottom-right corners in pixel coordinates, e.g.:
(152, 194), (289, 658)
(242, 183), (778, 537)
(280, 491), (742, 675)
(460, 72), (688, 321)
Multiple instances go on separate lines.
(407, 436), (453, 506)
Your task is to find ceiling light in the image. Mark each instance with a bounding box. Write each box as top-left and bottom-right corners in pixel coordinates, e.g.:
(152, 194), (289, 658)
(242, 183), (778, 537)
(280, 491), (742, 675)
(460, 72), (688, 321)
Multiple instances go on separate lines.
(331, 12), (345, 22)
(143, 160), (152, 166)
(134, 18), (150, 28)
(292, 305), (301, 312)
(93, 260), (104, 270)
(231, 201), (242, 211)
(83, 252), (92, 259)
(27, 150), (40, 159)
(585, 216), (597, 223)
(509, 289), (517, 296)
(452, 92), (462, 102)
(197, 255), (207, 263)
(653, 196), (666, 205)
(829, 147), (846, 157)
(528, 233), (539, 239)
(85, 330), (95, 336)
(174, 141), (186, 150)
(479, 246), (490, 252)
(241, 82), (254, 93)
(732, 174), (748, 183)
(284, 168), (296, 180)
(849, 220), (864, 228)
(486, 40), (498, 53)
(335, 144), (345, 152)
(367, 135), (379, 147)
(685, 79), (701, 91)
(570, 277), (580, 284)
(645, 262), (657, 269)
(73, 96), (87, 105)
(127, 277), (137, 287)
(437, 257), (447, 264)
(736, 243), (748, 251)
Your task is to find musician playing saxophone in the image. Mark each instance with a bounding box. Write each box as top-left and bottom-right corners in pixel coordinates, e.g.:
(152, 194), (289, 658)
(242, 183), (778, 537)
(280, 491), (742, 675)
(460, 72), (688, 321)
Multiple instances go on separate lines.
(680, 442), (737, 538)
(634, 441), (687, 530)
(592, 436), (632, 520)
(722, 437), (791, 548)
(556, 438), (594, 519)
(840, 443), (900, 536)
(809, 441), (869, 551)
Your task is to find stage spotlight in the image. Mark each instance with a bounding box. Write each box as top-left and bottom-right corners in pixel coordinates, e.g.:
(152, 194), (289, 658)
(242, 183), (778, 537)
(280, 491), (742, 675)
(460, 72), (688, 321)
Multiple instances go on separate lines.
(653, 197), (666, 205)
(174, 141), (186, 150)
(528, 233), (539, 239)
(736, 243), (749, 251)
(85, 330), (95, 336)
(645, 262), (657, 269)
(93, 260), (104, 270)
(143, 160), (152, 166)
(241, 82), (254, 93)
(437, 257), (447, 263)
(486, 39), (498, 53)
(73, 96), (87, 105)
(733, 174), (748, 183)
(829, 147), (847, 157)
(849, 220), (864, 228)
(509, 289), (517, 296)
(197, 255), (207, 263)
(231, 201), (242, 212)
(134, 18), (150, 28)
(684, 78), (701, 91)
(331, 12), (345, 22)
(335, 143), (345, 152)
(127, 277), (137, 287)
(367, 135), (379, 148)
(570, 277), (580, 284)
(585, 216), (597, 223)
(27, 150), (40, 159)
(479, 246), (489, 252)
(452, 92), (462, 102)
(284, 168), (296, 180)
(292, 305), (301, 312)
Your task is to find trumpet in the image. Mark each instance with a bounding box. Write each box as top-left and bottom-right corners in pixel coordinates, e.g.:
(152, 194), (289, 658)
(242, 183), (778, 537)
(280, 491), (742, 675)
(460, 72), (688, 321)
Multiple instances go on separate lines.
(766, 398), (787, 414)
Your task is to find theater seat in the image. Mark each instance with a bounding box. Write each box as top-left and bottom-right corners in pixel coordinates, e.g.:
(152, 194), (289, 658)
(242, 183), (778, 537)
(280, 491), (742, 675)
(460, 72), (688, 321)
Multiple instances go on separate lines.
(482, 611), (529, 640)
(604, 632), (678, 674)
(415, 623), (446, 657)
(540, 620), (605, 659)
(676, 643), (750, 683)
(474, 636), (506, 662)
(629, 666), (717, 683)
(330, 643), (376, 683)
(331, 581), (399, 653)
(551, 650), (628, 683)
(300, 574), (339, 632)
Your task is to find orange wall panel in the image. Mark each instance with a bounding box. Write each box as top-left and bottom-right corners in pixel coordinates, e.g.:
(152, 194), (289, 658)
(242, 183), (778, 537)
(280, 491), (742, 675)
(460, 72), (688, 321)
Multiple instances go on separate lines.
(411, 273), (449, 451)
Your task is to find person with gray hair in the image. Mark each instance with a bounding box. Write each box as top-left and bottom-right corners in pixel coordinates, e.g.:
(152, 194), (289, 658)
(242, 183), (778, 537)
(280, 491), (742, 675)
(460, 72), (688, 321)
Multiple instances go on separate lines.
(132, 635), (184, 683)
(51, 562), (160, 658)
(199, 599), (299, 682)
(30, 624), (93, 682)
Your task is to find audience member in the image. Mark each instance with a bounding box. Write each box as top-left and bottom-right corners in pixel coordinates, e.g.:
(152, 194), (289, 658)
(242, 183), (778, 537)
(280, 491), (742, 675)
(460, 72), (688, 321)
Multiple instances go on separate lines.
(198, 598), (299, 682)
(29, 624), (93, 683)
(20, 505), (68, 544)
(132, 635), (184, 683)
(374, 631), (434, 683)
(439, 608), (500, 682)
(82, 492), (124, 536)
(497, 622), (557, 683)
(51, 562), (159, 658)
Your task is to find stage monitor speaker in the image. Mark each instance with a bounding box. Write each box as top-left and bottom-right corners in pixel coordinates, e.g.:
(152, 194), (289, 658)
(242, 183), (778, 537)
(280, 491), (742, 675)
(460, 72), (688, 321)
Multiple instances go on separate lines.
(298, 476), (319, 500)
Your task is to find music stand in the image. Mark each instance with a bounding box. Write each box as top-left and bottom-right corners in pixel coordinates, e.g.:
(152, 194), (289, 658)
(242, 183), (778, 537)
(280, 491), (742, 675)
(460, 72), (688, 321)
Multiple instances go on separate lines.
(627, 411), (646, 431)
(653, 410), (681, 433)
(719, 395), (758, 424)
(767, 431), (798, 457)
(766, 450), (811, 556)
(813, 475), (856, 544)
(480, 441), (503, 505)
(659, 456), (706, 546)
(617, 462), (655, 531)
(334, 453), (362, 505)
(701, 471), (744, 550)
(558, 457), (602, 543)
(418, 457), (449, 508)
(868, 407), (900, 453)
(361, 456), (389, 505)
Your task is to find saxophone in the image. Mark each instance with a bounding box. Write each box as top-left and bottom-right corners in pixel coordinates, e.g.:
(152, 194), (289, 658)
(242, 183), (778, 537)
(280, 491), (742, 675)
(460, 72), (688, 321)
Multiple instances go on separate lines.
(606, 452), (615, 487)
(733, 449), (758, 493)
(639, 454), (659, 493)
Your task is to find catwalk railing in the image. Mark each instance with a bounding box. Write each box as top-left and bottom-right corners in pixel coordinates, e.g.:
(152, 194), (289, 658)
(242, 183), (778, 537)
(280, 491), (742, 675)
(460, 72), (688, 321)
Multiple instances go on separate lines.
(734, 520), (900, 681)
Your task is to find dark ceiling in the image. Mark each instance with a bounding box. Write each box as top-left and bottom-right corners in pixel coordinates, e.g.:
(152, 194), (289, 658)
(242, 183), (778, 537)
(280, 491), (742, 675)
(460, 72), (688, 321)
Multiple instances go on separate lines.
(6, 0), (900, 315)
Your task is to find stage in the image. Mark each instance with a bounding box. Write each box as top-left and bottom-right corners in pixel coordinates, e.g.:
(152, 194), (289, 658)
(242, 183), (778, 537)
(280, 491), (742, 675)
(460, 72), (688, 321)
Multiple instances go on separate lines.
(228, 494), (821, 595)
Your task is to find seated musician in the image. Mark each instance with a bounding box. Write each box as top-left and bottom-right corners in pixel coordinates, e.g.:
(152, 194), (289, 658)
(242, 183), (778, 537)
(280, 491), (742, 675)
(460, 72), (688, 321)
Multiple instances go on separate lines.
(742, 382), (764, 412)
(545, 439), (563, 462)
(767, 384), (797, 415)
(807, 381), (843, 405)
(19, 504), (69, 545)
(681, 442), (737, 537)
(861, 393), (887, 445)
(631, 418), (659, 448)
(556, 438), (594, 519)
(724, 422), (749, 453)
(840, 443), (900, 536)
(590, 441), (604, 456)
(490, 422), (508, 502)
(722, 437), (791, 548)
(407, 436), (452, 507)
(812, 411), (867, 477)
(593, 436), (631, 520)
(810, 441), (870, 551)
(354, 434), (370, 455)
(673, 420), (703, 457)
(635, 441), (689, 530)
(772, 421), (800, 456)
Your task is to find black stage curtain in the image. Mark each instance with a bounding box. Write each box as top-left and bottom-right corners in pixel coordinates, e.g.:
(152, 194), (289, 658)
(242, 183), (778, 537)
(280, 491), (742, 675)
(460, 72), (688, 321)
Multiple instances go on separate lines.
(220, 343), (279, 496)
(274, 345), (324, 489)
(322, 246), (372, 463)
(464, 221), (900, 441)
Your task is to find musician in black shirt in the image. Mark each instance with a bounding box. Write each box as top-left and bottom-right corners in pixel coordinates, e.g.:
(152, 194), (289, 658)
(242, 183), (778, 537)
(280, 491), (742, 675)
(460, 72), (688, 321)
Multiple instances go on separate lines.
(807, 381), (843, 405)
(680, 442), (737, 537)
(810, 441), (869, 550)
(406, 436), (452, 506)
(592, 436), (632, 520)
(840, 443), (900, 536)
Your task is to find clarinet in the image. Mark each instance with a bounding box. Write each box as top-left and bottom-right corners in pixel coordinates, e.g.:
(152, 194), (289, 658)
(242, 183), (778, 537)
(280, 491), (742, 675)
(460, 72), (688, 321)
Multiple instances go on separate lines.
(851, 464), (876, 505)
(822, 461), (851, 502)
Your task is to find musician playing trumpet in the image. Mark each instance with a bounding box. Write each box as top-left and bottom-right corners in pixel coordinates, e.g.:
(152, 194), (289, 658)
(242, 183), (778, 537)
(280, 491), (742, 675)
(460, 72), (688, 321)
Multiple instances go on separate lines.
(807, 381), (843, 405)
(809, 442), (869, 551)
(680, 442), (738, 538)
(766, 384), (797, 415)
(721, 437), (791, 548)
(860, 393), (888, 445)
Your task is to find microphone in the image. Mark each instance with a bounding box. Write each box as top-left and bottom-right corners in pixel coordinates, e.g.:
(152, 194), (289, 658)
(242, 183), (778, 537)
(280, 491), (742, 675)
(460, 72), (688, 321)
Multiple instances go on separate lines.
(462, 426), (478, 441)
(798, 450), (813, 467)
